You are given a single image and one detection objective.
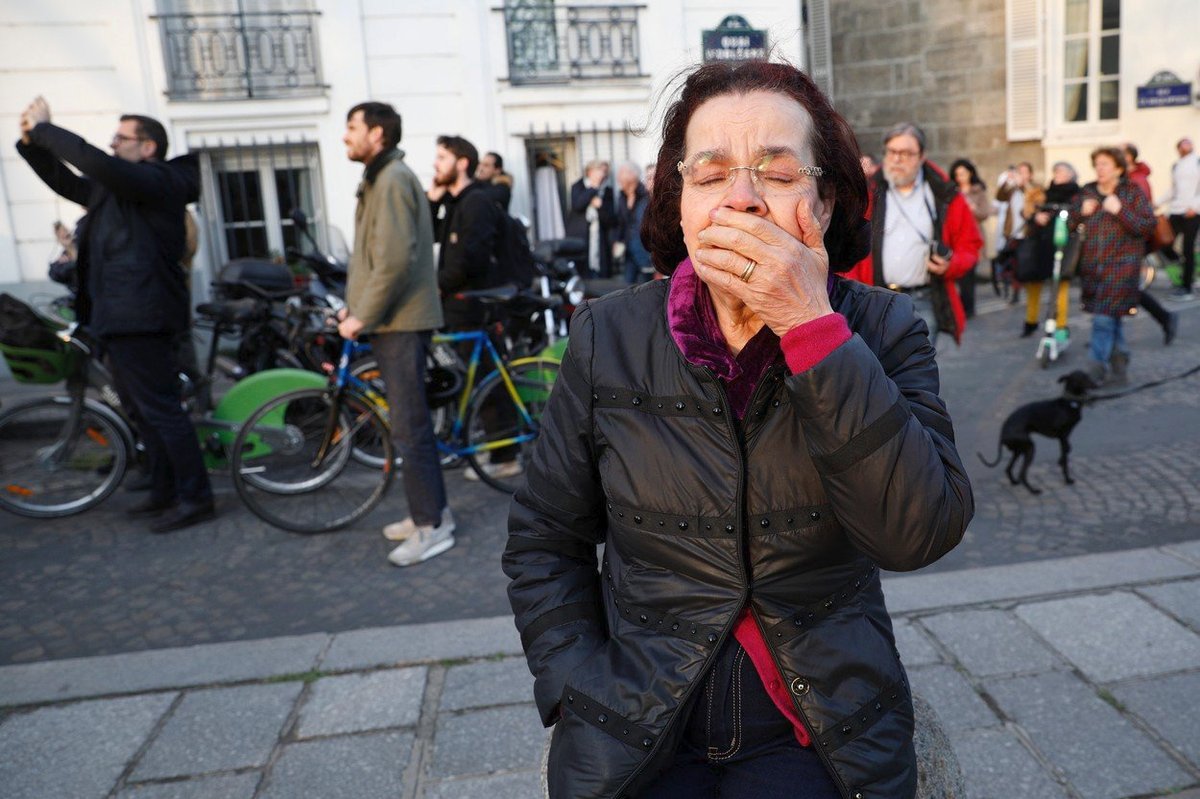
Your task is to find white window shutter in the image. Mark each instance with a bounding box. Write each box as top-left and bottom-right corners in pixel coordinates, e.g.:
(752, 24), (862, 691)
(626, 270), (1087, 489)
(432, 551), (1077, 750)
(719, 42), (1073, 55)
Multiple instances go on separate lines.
(1006, 0), (1044, 140)
(804, 0), (833, 101)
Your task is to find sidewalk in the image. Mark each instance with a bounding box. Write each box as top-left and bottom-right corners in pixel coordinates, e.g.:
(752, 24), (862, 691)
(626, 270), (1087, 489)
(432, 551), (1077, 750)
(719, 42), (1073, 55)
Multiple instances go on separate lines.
(3, 542), (1199, 799)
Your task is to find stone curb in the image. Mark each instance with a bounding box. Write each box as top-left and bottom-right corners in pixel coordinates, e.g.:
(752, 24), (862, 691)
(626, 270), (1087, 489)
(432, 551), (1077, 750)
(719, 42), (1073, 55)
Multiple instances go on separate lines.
(882, 542), (1200, 614)
(2, 541), (1197, 709)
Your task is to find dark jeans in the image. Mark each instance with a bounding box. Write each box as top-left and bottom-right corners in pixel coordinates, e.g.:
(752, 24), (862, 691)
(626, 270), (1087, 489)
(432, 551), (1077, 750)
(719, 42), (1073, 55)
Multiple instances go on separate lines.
(960, 267), (977, 318)
(1168, 214), (1200, 290)
(108, 329), (203, 460)
(640, 642), (840, 799)
(907, 287), (941, 344)
(103, 334), (212, 505)
(372, 331), (447, 527)
(1139, 290), (1171, 331)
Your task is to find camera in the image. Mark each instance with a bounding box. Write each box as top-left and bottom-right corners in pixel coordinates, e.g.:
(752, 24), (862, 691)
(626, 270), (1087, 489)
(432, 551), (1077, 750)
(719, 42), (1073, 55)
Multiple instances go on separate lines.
(929, 241), (952, 261)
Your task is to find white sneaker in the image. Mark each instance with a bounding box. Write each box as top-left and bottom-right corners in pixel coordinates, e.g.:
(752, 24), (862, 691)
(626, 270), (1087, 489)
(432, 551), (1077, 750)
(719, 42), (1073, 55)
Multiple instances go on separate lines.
(382, 517), (418, 542)
(464, 460), (524, 482)
(387, 508), (456, 567)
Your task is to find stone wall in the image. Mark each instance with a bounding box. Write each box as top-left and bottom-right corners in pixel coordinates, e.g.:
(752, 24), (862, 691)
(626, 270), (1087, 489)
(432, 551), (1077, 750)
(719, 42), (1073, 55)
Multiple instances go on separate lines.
(829, 0), (1043, 191)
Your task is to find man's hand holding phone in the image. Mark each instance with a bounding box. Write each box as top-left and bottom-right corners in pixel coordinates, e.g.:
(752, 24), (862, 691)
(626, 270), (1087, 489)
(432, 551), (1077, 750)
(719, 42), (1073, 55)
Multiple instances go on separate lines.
(927, 241), (952, 276)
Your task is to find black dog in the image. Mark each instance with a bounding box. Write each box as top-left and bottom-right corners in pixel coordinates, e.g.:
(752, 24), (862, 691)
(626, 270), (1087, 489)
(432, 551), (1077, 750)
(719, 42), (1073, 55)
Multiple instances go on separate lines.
(977, 370), (1099, 494)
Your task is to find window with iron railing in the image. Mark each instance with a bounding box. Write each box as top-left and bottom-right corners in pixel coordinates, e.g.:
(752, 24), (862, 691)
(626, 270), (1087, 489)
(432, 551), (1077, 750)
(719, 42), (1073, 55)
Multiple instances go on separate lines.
(501, 1), (646, 85)
(154, 0), (326, 101)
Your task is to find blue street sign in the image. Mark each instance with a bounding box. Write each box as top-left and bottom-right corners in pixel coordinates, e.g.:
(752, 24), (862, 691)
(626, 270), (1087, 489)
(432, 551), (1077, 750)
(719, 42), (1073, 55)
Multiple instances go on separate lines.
(1136, 71), (1193, 109)
(702, 15), (767, 63)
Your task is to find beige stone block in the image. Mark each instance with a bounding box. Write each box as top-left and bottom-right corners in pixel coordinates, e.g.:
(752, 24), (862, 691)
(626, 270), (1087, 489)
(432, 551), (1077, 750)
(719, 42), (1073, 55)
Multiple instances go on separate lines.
(841, 63), (895, 93)
(925, 41), (981, 74)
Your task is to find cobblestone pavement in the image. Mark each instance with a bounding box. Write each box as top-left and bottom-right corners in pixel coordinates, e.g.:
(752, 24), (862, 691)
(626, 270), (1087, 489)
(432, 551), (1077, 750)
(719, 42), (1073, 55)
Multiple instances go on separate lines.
(2, 543), (1199, 799)
(2, 281), (1199, 665)
(937, 281), (1200, 573)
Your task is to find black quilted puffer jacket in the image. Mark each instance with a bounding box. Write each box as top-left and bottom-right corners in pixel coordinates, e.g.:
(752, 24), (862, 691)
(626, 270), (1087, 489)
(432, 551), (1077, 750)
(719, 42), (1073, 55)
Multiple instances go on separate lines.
(503, 276), (973, 799)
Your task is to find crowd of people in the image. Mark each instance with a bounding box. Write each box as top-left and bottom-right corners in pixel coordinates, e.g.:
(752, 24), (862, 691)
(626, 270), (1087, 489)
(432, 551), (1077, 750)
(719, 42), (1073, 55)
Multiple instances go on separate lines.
(492, 123), (1198, 397)
(14, 87), (1199, 548)
(850, 132), (1198, 386)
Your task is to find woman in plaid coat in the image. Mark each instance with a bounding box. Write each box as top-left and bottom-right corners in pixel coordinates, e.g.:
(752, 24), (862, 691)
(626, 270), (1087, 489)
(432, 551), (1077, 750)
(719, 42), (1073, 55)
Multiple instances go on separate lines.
(1071, 147), (1156, 385)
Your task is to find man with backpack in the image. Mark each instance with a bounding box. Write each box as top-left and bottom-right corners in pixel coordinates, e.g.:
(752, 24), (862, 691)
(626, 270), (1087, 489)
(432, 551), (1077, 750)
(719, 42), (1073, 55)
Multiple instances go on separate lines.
(427, 134), (520, 480)
(428, 135), (507, 327)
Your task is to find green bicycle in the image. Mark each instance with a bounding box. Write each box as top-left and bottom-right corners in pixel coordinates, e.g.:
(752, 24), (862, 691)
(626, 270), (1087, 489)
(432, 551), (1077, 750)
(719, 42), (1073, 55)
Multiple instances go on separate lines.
(0, 294), (325, 519)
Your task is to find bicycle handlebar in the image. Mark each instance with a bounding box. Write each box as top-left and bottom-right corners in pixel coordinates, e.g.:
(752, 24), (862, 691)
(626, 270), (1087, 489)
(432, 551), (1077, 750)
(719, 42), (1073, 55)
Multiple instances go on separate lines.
(54, 322), (94, 356)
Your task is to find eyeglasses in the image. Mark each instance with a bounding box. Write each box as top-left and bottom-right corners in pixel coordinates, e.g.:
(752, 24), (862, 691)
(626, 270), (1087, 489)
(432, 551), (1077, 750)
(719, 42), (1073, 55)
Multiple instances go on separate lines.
(884, 147), (921, 161)
(111, 134), (145, 145)
(676, 154), (823, 196)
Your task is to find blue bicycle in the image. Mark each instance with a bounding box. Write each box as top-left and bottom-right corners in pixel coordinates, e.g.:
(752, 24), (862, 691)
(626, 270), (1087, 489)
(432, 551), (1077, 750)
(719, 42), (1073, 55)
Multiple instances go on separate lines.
(228, 328), (560, 533)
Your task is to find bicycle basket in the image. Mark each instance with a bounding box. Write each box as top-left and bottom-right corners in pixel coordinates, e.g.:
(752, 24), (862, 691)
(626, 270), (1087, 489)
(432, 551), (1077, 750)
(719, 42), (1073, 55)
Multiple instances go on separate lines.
(0, 293), (77, 384)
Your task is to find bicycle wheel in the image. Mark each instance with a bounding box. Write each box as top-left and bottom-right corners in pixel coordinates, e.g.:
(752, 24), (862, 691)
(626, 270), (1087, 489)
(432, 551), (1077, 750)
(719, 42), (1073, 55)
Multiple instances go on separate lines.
(349, 356), (457, 469)
(0, 396), (129, 518)
(231, 388), (393, 532)
(464, 357), (560, 493)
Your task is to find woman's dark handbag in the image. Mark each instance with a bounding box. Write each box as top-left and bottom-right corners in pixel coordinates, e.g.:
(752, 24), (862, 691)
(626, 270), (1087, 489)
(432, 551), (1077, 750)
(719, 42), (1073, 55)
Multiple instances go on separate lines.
(1151, 215), (1175, 251)
(1014, 236), (1051, 283)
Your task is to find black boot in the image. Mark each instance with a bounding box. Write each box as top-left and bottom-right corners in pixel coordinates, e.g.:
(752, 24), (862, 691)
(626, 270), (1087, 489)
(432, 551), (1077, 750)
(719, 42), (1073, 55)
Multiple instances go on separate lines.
(123, 470), (154, 492)
(130, 495), (177, 516)
(1165, 312), (1179, 346)
(150, 499), (216, 534)
(1021, 321), (1039, 338)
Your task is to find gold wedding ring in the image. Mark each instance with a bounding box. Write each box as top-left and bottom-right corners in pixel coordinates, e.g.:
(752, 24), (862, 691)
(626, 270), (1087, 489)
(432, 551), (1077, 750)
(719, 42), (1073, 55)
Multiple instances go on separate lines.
(739, 259), (757, 283)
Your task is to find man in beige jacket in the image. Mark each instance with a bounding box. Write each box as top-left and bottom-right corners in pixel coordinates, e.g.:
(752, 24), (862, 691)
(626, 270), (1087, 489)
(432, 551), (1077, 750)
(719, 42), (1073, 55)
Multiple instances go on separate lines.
(338, 101), (454, 566)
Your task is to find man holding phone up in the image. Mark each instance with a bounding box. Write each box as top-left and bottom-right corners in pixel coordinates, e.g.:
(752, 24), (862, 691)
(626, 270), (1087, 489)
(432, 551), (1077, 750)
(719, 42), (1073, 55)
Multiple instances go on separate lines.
(846, 122), (982, 345)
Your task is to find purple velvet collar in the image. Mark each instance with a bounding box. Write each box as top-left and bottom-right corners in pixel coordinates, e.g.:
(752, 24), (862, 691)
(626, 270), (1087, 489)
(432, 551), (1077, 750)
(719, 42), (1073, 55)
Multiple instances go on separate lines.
(666, 258), (782, 418)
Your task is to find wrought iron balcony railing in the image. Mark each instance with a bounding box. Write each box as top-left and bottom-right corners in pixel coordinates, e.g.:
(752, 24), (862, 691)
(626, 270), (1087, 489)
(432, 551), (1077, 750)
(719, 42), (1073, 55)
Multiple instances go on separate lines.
(502, 3), (646, 85)
(155, 11), (326, 101)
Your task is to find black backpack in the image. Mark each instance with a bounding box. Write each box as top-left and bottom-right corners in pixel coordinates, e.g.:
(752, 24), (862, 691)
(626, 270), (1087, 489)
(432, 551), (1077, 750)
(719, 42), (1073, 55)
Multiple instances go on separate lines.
(493, 204), (538, 288)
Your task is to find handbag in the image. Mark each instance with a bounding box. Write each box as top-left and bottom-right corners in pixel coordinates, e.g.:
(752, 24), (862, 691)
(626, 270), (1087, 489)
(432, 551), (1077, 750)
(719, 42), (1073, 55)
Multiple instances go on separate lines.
(1151, 215), (1175, 251)
(1014, 236), (1050, 283)
(1060, 225), (1084, 280)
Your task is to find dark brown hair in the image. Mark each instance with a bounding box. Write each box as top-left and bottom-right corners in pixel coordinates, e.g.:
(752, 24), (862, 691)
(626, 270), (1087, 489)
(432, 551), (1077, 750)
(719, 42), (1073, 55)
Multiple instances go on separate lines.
(120, 114), (168, 160)
(437, 135), (480, 178)
(348, 102), (402, 150)
(1090, 146), (1127, 173)
(642, 61), (869, 275)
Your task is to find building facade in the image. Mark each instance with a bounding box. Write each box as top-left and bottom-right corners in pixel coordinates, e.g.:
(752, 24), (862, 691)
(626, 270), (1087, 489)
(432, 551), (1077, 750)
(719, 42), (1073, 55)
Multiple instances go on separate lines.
(0, 0), (807, 302)
(823, 0), (1199, 209)
(4, 0), (1197, 301)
